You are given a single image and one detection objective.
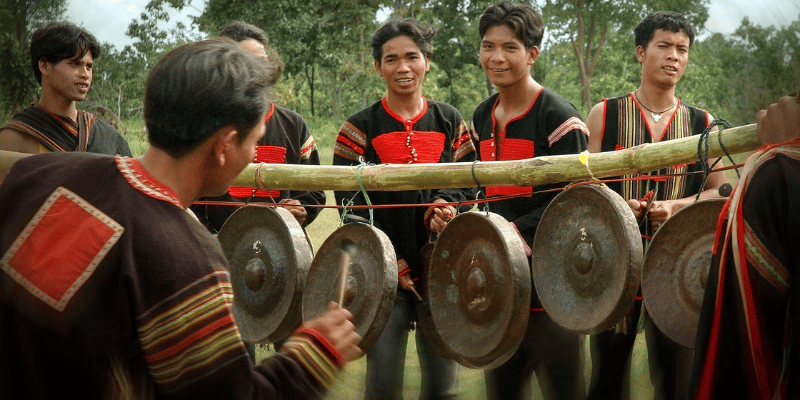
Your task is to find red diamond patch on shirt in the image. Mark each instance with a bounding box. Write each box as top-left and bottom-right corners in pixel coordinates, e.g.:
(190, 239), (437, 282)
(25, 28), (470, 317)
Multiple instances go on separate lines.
(0, 187), (124, 312)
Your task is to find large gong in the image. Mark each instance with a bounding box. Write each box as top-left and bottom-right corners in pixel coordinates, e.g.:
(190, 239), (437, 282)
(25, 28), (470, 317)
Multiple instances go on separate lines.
(426, 211), (530, 369)
(532, 184), (642, 334)
(302, 222), (397, 353)
(217, 205), (312, 344)
(642, 198), (725, 349)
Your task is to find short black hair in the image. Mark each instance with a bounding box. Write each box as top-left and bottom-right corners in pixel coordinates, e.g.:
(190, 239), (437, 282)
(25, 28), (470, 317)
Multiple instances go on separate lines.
(219, 20), (268, 48)
(143, 38), (279, 158)
(371, 18), (436, 64)
(30, 22), (101, 85)
(635, 11), (696, 50)
(479, 1), (544, 50)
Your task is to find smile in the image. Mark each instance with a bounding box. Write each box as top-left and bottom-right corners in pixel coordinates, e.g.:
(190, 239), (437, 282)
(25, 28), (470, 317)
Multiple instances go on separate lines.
(396, 78), (412, 83)
(489, 68), (509, 73)
(662, 66), (677, 72)
(77, 83), (89, 89)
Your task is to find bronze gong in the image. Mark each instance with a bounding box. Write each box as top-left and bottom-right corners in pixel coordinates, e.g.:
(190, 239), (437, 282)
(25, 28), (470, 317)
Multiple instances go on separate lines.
(302, 222), (397, 353)
(426, 211), (531, 369)
(217, 205), (312, 344)
(642, 198), (725, 349)
(532, 184), (643, 334)
(415, 240), (468, 365)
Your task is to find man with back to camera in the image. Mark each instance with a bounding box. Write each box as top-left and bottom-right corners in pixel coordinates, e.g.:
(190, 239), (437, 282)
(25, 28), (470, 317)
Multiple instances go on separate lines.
(191, 21), (325, 232)
(471, 2), (589, 399)
(332, 18), (478, 400)
(0, 22), (131, 161)
(585, 11), (726, 400)
(0, 37), (360, 399)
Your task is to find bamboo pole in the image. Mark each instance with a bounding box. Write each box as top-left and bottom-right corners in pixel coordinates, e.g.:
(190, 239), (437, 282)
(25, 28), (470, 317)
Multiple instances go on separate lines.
(1, 123), (759, 190)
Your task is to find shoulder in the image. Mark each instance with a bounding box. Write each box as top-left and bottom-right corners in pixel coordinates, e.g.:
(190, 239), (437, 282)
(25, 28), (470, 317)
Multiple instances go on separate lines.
(344, 100), (383, 126)
(273, 104), (307, 124)
(536, 89), (584, 122)
(471, 93), (499, 122)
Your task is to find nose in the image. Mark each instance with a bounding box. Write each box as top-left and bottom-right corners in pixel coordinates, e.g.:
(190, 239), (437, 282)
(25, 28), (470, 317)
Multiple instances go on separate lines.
(397, 59), (411, 72)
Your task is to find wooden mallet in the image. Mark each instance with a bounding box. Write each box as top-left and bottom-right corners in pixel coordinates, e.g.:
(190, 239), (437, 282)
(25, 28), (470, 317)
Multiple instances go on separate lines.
(337, 238), (357, 306)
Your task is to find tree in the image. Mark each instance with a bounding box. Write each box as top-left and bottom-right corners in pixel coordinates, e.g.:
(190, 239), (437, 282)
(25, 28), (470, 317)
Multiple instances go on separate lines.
(0, 0), (66, 113)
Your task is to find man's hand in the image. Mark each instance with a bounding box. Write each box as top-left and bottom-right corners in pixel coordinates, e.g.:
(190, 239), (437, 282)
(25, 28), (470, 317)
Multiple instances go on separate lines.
(627, 198), (679, 231)
(757, 95), (800, 145)
(426, 198), (455, 233)
(301, 303), (362, 363)
(398, 273), (415, 291)
(280, 199), (308, 225)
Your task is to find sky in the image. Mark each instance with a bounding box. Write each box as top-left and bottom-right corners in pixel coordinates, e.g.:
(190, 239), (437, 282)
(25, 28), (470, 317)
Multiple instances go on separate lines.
(65, 0), (800, 49)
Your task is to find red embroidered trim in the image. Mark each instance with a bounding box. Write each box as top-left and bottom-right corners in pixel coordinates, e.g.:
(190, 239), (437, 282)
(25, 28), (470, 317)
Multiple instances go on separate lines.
(116, 156), (183, 208)
(296, 327), (344, 368)
(372, 131), (445, 164)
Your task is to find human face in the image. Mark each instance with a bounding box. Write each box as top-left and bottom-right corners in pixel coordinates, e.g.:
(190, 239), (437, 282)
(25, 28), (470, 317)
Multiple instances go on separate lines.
(239, 38), (268, 62)
(374, 35), (430, 99)
(480, 24), (538, 89)
(637, 29), (690, 88)
(42, 52), (93, 102)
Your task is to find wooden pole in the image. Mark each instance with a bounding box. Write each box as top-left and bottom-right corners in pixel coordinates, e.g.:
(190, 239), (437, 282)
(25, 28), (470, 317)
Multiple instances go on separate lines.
(1, 123), (759, 190)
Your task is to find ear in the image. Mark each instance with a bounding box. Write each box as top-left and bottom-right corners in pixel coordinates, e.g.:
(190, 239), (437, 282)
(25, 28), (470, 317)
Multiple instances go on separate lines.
(39, 60), (50, 79)
(425, 56), (431, 72)
(636, 45), (645, 64)
(210, 127), (239, 167)
(528, 46), (540, 65)
(374, 59), (382, 77)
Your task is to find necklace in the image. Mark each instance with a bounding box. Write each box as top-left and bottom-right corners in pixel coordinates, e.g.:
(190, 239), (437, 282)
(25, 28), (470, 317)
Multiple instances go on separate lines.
(634, 90), (675, 123)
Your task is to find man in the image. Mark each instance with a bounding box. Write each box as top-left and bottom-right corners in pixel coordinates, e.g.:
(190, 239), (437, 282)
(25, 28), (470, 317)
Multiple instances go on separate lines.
(471, 2), (589, 399)
(191, 21), (325, 231)
(332, 18), (477, 400)
(690, 94), (800, 399)
(0, 22), (131, 159)
(0, 38), (360, 399)
(585, 11), (726, 400)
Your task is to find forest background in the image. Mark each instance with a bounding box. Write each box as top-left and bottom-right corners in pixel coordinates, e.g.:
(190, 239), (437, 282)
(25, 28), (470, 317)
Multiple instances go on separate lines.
(2, 0), (799, 145)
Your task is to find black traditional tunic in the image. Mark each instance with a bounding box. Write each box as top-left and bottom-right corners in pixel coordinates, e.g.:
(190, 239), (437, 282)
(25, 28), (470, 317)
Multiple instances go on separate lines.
(0, 152), (342, 399)
(192, 103), (326, 232)
(692, 140), (800, 400)
(2, 105), (131, 156)
(470, 88), (589, 261)
(332, 97), (477, 281)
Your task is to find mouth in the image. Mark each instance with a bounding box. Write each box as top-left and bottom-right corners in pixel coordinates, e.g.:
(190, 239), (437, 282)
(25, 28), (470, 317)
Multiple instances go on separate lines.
(76, 83), (90, 90)
(396, 78), (413, 84)
(662, 66), (678, 73)
(488, 67), (509, 73)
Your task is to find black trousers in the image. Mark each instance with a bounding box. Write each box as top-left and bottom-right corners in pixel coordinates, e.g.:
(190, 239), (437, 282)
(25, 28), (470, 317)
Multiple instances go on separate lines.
(485, 311), (586, 400)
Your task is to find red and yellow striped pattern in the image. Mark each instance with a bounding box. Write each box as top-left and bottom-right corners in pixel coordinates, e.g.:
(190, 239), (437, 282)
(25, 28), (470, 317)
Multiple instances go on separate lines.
(137, 270), (246, 393)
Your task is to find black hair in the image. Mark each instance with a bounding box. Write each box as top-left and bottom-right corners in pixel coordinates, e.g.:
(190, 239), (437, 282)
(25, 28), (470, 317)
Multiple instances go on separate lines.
(479, 1), (544, 50)
(371, 18), (436, 64)
(219, 20), (268, 47)
(30, 22), (101, 85)
(143, 38), (279, 158)
(635, 11), (696, 50)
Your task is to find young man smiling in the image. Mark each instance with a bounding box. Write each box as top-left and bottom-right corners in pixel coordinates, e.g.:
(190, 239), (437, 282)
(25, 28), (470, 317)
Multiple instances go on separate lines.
(585, 11), (725, 400)
(471, 2), (589, 399)
(333, 18), (477, 400)
(0, 22), (130, 159)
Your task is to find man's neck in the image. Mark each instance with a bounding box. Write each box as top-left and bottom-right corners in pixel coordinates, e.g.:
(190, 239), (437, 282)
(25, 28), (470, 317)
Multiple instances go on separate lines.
(497, 75), (542, 112)
(636, 81), (677, 111)
(38, 90), (78, 123)
(384, 92), (425, 120)
(138, 147), (204, 209)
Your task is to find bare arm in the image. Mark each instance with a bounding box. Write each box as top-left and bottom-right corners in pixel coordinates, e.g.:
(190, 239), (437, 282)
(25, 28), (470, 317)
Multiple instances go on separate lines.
(586, 102), (605, 153)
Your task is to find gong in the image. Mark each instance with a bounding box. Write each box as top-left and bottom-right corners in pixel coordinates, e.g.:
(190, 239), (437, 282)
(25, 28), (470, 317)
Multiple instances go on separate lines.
(532, 184), (642, 334)
(217, 205), (312, 344)
(415, 240), (468, 365)
(426, 211), (531, 369)
(642, 198), (725, 349)
(302, 222), (397, 353)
